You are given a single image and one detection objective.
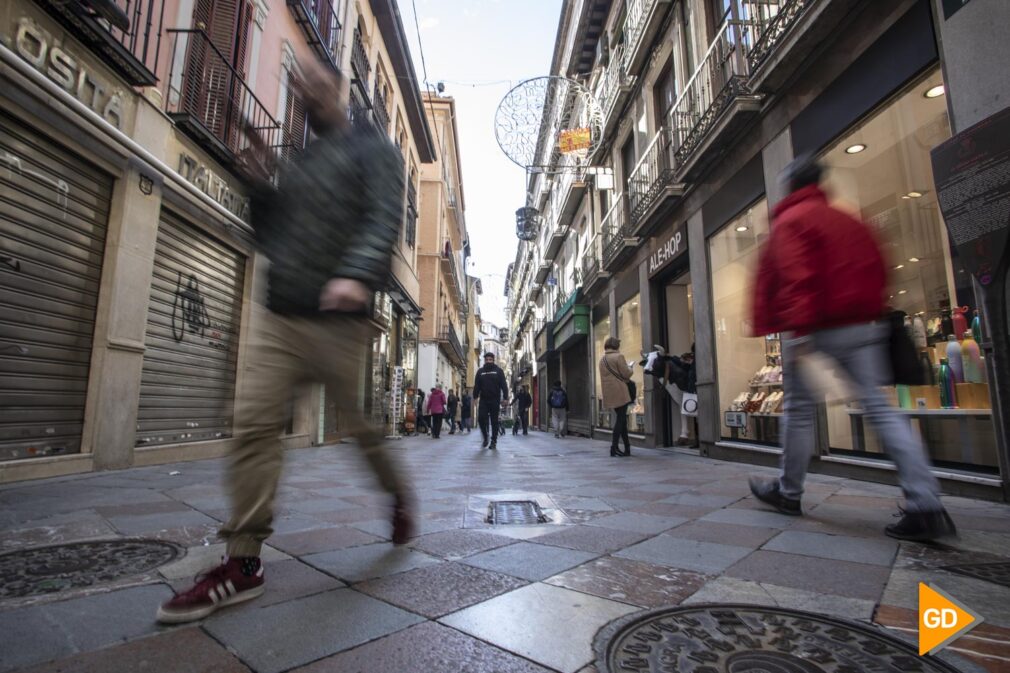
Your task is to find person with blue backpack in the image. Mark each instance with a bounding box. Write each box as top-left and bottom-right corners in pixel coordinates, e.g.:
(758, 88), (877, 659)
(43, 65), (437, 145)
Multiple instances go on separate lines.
(548, 380), (569, 438)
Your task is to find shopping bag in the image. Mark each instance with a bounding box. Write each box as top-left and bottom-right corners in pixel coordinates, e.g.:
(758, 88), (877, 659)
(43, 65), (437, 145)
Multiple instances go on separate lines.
(681, 392), (699, 416)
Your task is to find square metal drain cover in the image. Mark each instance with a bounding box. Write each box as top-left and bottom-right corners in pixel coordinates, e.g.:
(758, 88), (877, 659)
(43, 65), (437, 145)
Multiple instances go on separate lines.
(942, 562), (1010, 589)
(486, 500), (548, 525)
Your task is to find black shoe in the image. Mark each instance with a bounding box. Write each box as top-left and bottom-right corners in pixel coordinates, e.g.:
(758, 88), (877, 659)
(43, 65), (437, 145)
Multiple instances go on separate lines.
(622, 449), (631, 457)
(885, 508), (957, 542)
(523, 431), (528, 435)
(749, 478), (802, 516)
(489, 441), (497, 450)
(481, 438), (488, 449)
(610, 447), (619, 457)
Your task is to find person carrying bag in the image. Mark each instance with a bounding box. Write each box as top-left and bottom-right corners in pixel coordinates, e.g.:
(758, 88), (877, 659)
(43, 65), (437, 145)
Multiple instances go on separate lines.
(599, 337), (634, 457)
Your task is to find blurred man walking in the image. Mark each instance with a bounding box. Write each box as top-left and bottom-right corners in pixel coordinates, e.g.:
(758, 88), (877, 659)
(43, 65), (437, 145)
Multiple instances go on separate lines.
(473, 352), (508, 450)
(157, 65), (414, 624)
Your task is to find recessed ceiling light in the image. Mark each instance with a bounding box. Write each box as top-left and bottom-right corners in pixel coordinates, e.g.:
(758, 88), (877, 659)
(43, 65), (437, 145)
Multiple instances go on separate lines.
(907, 191), (924, 198)
(901, 196), (911, 200)
(898, 289), (908, 295)
(909, 257), (920, 263)
(845, 143), (867, 154)
(895, 264), (905, 270)
(925, 84), (945, 99)
(736, 225), (749, 232)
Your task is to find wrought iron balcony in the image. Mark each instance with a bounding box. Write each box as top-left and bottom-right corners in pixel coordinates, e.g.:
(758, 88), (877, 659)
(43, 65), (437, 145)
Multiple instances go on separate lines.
(438, 320), (466, 366)
(351, 27), (371, 92)
(166, 29), (283, 166)
(627, 127), (685, 237)
(37, 0), (164, 86)
(373, 83), (390, 134)
(741, 0), (815, 75)
(348, 85), (371, 129)
(601, 194), (639, 270)
(595, 43), (636, 139)
(622, 0), (671, 75)
(440, 239), (465, 302)
(287, 0), (341, 71)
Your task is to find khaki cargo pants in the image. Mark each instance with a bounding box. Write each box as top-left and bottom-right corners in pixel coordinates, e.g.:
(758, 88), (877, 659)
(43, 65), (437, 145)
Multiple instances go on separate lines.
(219, 311), (407, 557)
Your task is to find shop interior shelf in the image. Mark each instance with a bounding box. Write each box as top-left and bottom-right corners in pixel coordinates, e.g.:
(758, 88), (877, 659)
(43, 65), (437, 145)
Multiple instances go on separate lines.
(750, 412), (784, 417)
(749, 382), (783, 388)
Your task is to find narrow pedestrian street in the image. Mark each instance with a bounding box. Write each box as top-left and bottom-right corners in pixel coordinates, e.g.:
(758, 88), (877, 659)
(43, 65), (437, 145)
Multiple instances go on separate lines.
(2, 432), (1008, 673)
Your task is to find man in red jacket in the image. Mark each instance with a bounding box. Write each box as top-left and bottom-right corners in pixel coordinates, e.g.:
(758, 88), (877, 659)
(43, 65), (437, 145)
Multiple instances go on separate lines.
(747, 155), (955, 542)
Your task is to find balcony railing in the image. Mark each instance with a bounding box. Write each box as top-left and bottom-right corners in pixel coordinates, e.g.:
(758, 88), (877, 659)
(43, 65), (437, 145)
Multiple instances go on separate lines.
(601, 194), (631, 267)
(740, 0), (814, 73)
(596, 44), (634, 131)
(349, 85), (370, 128)
(287, 0), (341, 71)
(438, 320), (466, 365)
(351, 27), (371, 89)
(622, 0), (667, 72)
(373, 83), (390, 134)
(441, 240), (464, 301)
(38, 0), (164, 86)
(166, 29), (283, 164)
(627, 126), (677, 223)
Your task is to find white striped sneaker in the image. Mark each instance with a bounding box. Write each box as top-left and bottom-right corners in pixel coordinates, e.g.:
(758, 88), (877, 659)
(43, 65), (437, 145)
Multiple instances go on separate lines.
(156, 558), (265, 624)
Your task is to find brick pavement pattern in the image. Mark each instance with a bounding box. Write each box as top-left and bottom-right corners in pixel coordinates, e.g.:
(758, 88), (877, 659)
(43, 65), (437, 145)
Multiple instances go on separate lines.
(1, 432), (1009, 673)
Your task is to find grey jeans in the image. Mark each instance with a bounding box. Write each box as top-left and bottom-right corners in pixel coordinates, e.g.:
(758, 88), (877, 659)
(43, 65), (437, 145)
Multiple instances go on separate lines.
(779, 322), (942, 512)
(551, 408), (567, 435)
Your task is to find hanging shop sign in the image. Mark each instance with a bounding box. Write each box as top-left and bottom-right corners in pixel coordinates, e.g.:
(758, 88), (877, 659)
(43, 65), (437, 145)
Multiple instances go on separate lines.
(931, 105), (1010, 287)
(648, 225), (687, 278)
(177, 153), (251, 221)
(8, 17), (124, 128)
(559, 127), (592, 154)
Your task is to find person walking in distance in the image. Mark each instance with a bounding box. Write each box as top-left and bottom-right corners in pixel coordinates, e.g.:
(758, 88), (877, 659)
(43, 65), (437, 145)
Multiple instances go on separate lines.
(428, 384), (447, 439)
(599, 337), (633, 457)
(415, 388), (427, 435)
(460, 390), (473, 434)
(515, 385), (533, 435)
(670, 345), (697, 447)
(747, 154), (955, 542)
(473, 352), (508, 450)
(548, 380), (569, 438)
(156, 64), (415, 624)
(446, 389), (459, 434)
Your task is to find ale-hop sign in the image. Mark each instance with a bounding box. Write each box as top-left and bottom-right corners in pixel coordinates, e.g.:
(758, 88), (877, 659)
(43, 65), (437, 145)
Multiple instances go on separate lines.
(558, 127), (592, 154)
(648, 225), (687, 277)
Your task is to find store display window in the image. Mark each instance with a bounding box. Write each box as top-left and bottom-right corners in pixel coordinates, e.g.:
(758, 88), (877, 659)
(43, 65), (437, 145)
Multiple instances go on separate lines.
(710, 199), (779, 446)
(819, 69), (997, 472)
(617, 295), (646, 433)
(593, 315), (612, 429)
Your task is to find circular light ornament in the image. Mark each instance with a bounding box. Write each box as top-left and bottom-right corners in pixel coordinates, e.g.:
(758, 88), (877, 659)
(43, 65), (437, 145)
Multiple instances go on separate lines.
(925, 84), (945, 99)
(736, 225), (748, 232)
(845, 143), (867, 154)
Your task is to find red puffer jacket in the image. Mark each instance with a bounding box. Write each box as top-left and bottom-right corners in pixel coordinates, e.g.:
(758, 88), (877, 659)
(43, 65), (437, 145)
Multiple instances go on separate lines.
(751, 186), (886, 336)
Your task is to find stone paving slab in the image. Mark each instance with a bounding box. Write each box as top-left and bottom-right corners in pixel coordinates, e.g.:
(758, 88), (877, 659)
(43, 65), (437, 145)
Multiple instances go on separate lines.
(267, 526), (382, 556)
(616, 535), (753, 574)
(663, 520), (779, 548)
(440, 582), (638, 673)
(726, 550), (891, 601)
(763, 530), (899, 566)
(682, 576), (878, 621)
(204, 588), (424, 673)
(460, 542), (598, 581)
(0, 584), (173, 673)
(16, 627), (252, 673)
(544, 556), (708, 608)
(585, 511), (687, 535)
(301, 543), (441, 583)
(408, 529), (516, 559)
(356, 561), (527, 618)
(290, 621), (554, 673)
(532, 524), (650, 554)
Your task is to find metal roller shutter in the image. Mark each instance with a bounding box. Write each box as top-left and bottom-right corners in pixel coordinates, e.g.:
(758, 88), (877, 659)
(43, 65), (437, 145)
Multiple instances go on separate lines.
(136, 210), (246, 446)
(0, 112), (112, 461)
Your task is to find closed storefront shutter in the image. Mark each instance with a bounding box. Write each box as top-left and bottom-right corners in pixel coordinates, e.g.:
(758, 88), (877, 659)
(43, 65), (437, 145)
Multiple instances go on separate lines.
(0, 113), (112, 460)
(136, 210), (245, 446)
(563, 338), (591, 435)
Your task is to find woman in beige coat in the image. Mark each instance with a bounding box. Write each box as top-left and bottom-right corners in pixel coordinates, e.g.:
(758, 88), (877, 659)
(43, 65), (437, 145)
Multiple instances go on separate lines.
(599, 336), (633, 456)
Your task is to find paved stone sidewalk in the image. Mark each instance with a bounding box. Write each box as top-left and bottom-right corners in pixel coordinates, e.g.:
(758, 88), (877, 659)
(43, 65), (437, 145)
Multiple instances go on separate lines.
(1, 432), (1008, 672)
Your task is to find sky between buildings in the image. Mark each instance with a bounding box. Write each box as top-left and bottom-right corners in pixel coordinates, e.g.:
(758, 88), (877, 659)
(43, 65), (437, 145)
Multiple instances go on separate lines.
(401, 0), (564, 327)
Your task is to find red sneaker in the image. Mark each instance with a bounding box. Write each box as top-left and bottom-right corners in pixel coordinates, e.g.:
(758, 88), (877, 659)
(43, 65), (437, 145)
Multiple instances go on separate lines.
(156, 558), (264, 624)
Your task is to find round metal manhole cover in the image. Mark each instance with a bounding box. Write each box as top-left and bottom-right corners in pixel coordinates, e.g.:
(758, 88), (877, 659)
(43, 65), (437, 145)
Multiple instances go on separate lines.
(0, 540), (183, 599)
(595, 605), (969, 673)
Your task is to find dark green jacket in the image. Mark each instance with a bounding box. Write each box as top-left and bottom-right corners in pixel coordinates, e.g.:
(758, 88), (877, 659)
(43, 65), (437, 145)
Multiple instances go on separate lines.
(251, 128), (404, 315)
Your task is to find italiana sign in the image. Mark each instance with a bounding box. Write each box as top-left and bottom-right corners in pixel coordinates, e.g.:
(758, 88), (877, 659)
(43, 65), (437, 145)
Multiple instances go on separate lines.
(648, 225), (687, 277)
(178, 153), (251, 222)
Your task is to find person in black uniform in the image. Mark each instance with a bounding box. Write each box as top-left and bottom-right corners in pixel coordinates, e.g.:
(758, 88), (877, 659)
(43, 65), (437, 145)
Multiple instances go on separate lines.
(515, 386), (533, 435)
(473, 352), (509, 450)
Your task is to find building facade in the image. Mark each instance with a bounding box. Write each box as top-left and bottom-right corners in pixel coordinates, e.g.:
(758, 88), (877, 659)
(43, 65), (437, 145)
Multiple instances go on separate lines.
(507, 0), (1009, 501)
(0, 0), (433, 482)
(416, 94), (471, 400)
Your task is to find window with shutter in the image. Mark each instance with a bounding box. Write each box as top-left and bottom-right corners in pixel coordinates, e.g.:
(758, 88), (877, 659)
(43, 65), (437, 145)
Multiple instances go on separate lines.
(282, 83), (308, 162)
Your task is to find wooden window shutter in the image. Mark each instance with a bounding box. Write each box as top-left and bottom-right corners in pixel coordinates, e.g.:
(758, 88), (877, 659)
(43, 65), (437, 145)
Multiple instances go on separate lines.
(283, 82), (307, 162)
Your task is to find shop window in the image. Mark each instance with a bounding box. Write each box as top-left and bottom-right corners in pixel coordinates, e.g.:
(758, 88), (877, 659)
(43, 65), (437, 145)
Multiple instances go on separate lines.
(593, 316), (612, 428)
(819, 69), (997, 473)
(618, 295), (646, 433)
(711, 199), (777, 446)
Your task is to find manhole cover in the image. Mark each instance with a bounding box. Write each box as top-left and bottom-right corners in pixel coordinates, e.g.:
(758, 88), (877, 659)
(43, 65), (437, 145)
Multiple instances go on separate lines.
(943, 562), (1010, 589)
(0, 540), (183, 599)
(486, 500), (548, 525)
(594, 605), (966, 673)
